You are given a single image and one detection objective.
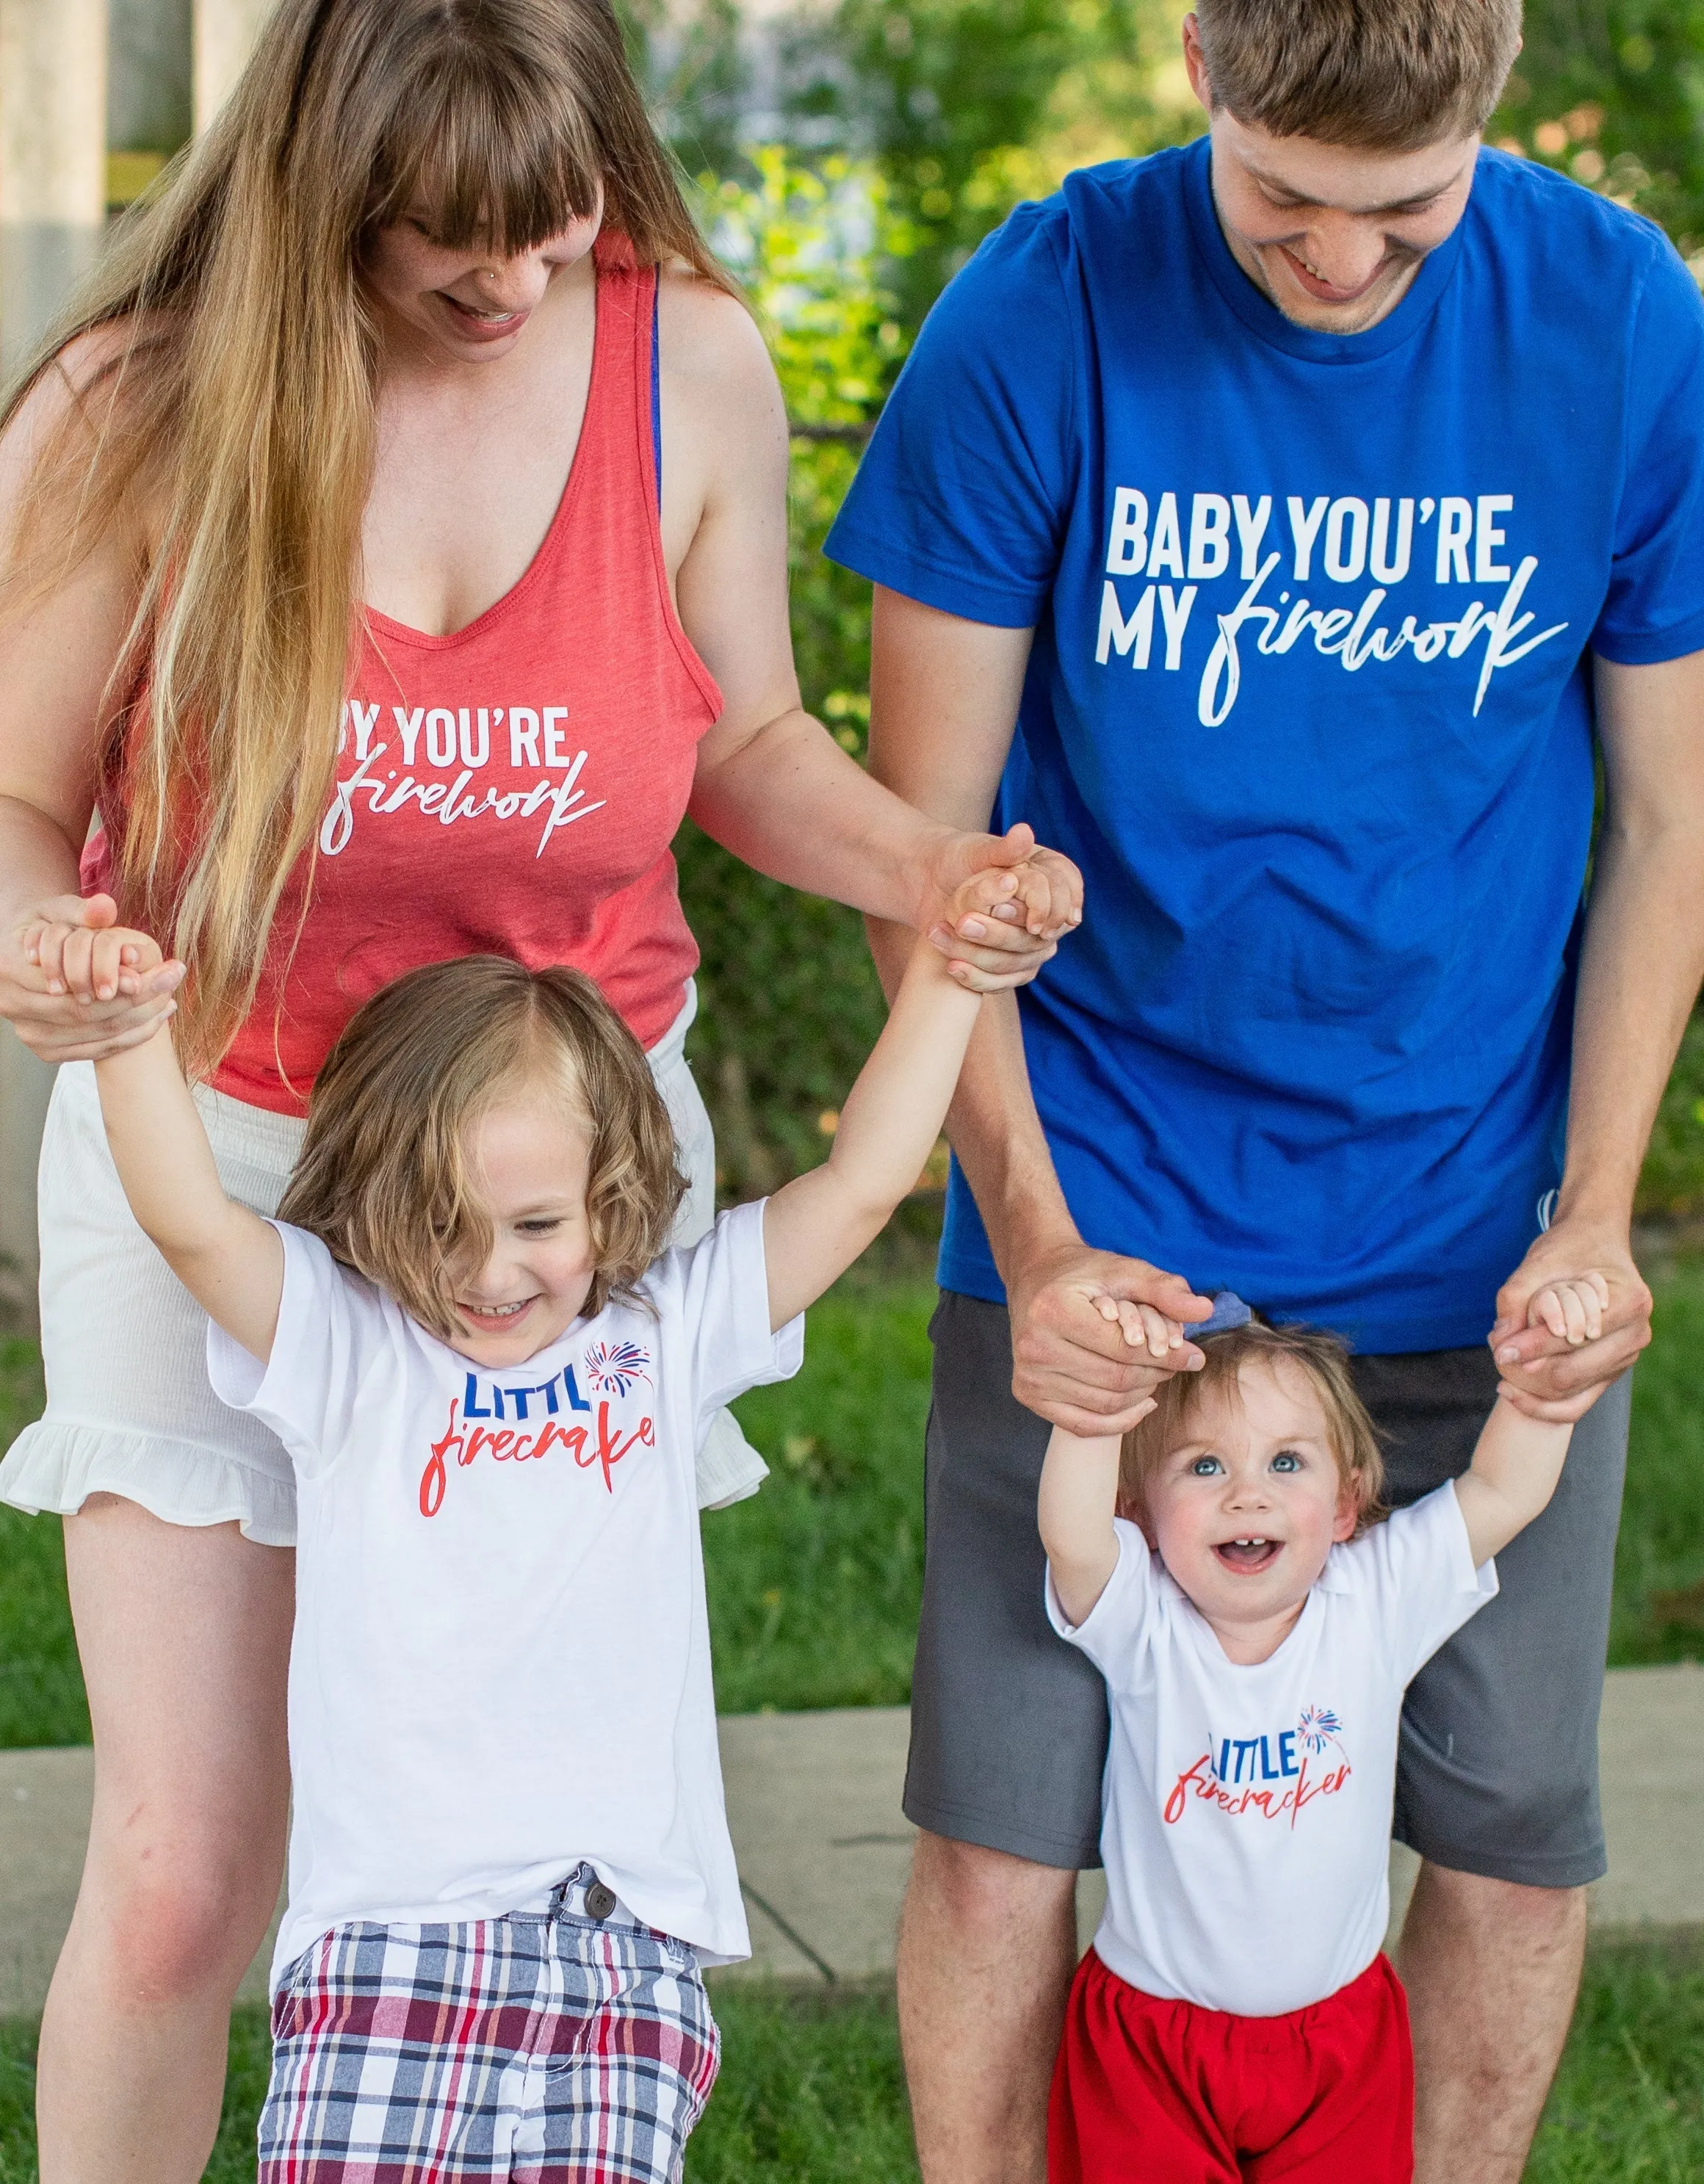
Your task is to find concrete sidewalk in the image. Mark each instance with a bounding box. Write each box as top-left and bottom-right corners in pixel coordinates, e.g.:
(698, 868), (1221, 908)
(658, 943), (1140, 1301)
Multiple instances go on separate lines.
(3, 1663), (1702, 2013)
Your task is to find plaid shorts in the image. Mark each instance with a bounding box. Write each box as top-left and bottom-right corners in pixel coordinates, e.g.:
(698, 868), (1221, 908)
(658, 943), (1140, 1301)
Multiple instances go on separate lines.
(259, 1867), (719, 2182)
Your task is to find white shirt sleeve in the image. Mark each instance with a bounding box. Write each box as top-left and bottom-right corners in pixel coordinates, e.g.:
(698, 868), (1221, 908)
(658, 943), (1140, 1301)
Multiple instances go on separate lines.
(1045, 1518), (1158, 1678)
(205, 1223), (390, 1478)
(1337, 1481), (1499, 1683)
(648, 1200), (804, 1436)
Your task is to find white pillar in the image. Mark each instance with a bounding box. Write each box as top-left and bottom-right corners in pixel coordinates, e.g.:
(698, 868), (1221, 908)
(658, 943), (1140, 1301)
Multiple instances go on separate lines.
(192, 0), (273, 134)
(0, 0), (109, 376)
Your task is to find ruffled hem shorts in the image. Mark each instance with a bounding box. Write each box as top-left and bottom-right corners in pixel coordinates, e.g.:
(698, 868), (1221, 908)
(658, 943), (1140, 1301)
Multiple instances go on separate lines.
(0, 981), (765, 1547)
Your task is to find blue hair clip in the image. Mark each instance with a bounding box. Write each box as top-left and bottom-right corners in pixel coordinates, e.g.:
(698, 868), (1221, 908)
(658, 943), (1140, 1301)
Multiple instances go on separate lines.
(1192, 1290), (1254, 1339)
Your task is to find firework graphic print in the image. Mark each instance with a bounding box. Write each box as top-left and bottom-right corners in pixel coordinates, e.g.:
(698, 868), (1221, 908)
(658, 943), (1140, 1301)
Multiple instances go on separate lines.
(584, 1340), (654, 1399)
(1296, 1705), (1345, 1757)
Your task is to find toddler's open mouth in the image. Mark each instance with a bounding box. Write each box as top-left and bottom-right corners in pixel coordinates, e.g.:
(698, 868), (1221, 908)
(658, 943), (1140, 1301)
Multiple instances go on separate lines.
(1213, 1537), (1282, 1574)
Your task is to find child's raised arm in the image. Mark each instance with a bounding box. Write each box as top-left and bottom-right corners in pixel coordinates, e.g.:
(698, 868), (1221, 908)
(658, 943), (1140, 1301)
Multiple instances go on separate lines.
(1454, 1275), (1604, 1563)
(1037, 1294), (1178, 1621)
(95, 1011), (284, 1365)
(761, 936), (981, 1329)
(1038, 1428), (1125, 1627)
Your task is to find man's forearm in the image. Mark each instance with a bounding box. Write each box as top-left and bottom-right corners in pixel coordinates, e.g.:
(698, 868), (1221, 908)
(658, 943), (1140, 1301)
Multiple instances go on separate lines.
(1493, 652), (1704, 1403)
(1559, 806), (1704, 1229)
(1555, 799), (1704, 1240)
(1560, 651), (1704, 1231)
(866, 912), (1079, 1284)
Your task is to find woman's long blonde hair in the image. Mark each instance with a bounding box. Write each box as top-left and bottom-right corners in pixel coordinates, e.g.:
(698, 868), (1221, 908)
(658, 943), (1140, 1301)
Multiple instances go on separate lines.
(1, 0), (732, 1080)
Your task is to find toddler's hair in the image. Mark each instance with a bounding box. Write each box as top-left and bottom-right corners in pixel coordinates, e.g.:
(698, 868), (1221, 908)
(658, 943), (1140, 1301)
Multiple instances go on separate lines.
(1120, 1322), (1388, 1536)
(279, 957), (686, 1338)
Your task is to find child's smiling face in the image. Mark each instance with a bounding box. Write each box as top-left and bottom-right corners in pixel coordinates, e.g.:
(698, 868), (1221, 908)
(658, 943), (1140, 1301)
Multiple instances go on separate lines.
(444, 1076), (600, 1367)
(1139, 1356), (1360, 1663)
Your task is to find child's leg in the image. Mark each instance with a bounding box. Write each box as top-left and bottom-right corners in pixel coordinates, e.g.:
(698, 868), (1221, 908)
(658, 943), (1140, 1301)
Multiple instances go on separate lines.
(1049, 1950), (1241, 2184)
(260, 1917), (530, 2177)
(520, 1904), (719, 2183)
(1242, 1956), (1413, 2184)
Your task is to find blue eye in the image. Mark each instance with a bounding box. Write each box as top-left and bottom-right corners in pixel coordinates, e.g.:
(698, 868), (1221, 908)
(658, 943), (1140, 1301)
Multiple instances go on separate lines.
(1271, 1452), (1302, 1474)
(1188, 1456), (1224, 1478)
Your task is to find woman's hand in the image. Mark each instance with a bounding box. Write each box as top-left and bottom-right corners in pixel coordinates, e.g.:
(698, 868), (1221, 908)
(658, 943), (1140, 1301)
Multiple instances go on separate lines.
(920, 823), (1083, 991)
(4, 892), (184, 1062)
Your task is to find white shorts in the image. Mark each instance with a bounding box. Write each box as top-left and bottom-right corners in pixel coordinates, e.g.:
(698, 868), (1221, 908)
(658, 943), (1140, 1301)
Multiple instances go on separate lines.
(0, 982), (766, 1547)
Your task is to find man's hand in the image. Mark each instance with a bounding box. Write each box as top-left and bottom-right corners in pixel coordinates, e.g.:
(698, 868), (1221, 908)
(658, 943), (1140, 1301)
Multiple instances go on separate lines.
(1008, 1241), (1212, 1435)
(1489, 1217), (1651, 1422)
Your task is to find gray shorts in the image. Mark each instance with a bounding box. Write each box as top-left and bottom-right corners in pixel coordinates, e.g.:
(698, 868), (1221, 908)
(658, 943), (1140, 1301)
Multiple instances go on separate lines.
(906, 1291), (1631, 1890)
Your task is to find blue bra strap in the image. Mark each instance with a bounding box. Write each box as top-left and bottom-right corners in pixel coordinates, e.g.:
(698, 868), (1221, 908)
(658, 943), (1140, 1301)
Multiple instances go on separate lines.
(650, 278), (662, 511)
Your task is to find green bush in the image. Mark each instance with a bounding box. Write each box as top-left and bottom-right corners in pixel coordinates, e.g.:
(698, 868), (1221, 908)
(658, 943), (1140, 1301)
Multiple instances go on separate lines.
(681, 152), (908, 1194)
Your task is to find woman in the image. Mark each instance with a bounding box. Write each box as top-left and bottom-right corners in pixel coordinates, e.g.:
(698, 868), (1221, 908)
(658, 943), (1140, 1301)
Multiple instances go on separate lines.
(0, 2), (1075, 2172)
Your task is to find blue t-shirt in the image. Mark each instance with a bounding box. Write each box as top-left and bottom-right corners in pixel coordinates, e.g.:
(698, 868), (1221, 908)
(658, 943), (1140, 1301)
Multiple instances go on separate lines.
(827, 140), (1704, 1352)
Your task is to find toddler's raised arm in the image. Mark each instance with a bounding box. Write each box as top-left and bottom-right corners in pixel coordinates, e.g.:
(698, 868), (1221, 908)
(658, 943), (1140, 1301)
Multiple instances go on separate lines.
(94, 994), (284, 1365)
(1038, 1428), (1126, 1627)
(1454, 1275), (1605, 1564)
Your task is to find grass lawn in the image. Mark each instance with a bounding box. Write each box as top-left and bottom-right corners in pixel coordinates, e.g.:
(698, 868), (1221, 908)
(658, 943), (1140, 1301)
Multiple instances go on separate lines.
(1, 1948), (1703, 2179)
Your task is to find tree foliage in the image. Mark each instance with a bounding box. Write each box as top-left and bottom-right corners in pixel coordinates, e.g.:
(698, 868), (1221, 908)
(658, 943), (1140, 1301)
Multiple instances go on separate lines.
(1492, 2), (1704, 252)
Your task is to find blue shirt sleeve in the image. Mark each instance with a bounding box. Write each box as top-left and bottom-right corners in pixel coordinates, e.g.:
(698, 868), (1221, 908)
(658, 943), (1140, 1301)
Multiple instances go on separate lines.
(1593, 231), (1704, 665)
(825, 201), (1077, 628)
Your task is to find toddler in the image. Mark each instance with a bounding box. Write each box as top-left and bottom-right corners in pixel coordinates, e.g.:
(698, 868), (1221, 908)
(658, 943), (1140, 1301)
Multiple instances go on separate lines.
(80, 932), (983, 2180)
(1039, 1284), (1607, 2183)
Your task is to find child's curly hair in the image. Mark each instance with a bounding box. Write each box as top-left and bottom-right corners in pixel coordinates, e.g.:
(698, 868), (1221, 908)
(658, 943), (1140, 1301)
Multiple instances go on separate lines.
(279, 957), (686, 1338)
(1119, 1321), (1389, 1538)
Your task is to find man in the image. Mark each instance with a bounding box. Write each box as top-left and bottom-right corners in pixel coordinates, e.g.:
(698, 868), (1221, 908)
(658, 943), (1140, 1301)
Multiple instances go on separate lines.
(828, 5), (1704, 2180)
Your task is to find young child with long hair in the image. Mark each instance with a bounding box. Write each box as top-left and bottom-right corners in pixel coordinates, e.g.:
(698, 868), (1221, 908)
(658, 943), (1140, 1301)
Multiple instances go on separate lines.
(1039, 1288), (1608, 2183)
(74, 919), (985, 2177)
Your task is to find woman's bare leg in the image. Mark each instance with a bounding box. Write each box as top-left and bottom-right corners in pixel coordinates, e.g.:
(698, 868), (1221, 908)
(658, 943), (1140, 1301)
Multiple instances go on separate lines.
(36, 1493), (293, 2184)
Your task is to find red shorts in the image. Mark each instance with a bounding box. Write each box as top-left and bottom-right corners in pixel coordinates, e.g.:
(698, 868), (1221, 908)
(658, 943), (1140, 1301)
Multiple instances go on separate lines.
(1049, 1950), (1412, 2183)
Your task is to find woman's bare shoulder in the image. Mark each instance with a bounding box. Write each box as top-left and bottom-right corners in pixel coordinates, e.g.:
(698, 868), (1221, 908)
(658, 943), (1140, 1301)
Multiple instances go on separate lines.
(0, 314), (170, 553)
(656, 262), (777, 400)
(4, 314), (171, 450)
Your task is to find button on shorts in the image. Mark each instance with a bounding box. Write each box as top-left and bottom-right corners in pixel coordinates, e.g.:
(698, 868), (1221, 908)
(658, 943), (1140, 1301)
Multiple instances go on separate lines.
(905, 1291), (1631, 1889)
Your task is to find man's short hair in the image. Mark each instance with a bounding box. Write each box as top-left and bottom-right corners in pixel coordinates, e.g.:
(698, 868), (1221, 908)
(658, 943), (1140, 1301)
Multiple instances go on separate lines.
(1193, 0), (1522, 151)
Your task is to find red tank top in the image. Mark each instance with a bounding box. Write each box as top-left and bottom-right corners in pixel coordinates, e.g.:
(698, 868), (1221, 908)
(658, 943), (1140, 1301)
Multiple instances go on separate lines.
(92, 233), (721, 1113)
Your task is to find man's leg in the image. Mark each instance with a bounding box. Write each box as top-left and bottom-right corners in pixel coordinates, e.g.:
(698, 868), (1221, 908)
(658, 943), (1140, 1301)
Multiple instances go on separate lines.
(899, 1293), (1111, 2184)
(1355, 1351), (1631, 2184)
(1398, 1864), (1586, 2184)
(899, 1836), (1078, 2184)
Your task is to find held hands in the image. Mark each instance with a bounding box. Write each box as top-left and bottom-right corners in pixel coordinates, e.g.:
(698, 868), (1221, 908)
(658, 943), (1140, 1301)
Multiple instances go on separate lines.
(1008, 1243), (1213, 1437)
(7, 892), (184, 1061)
(1080, 1286), (1198, 1428)
(1490, 1220), (1649, 1423)
(919, 822), (1082, 992)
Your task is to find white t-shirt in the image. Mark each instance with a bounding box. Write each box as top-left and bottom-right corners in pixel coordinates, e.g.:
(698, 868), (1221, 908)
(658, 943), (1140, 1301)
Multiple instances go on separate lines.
(208, 1201), (801, 1988)
(1049, 1483), (1497, 2017)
